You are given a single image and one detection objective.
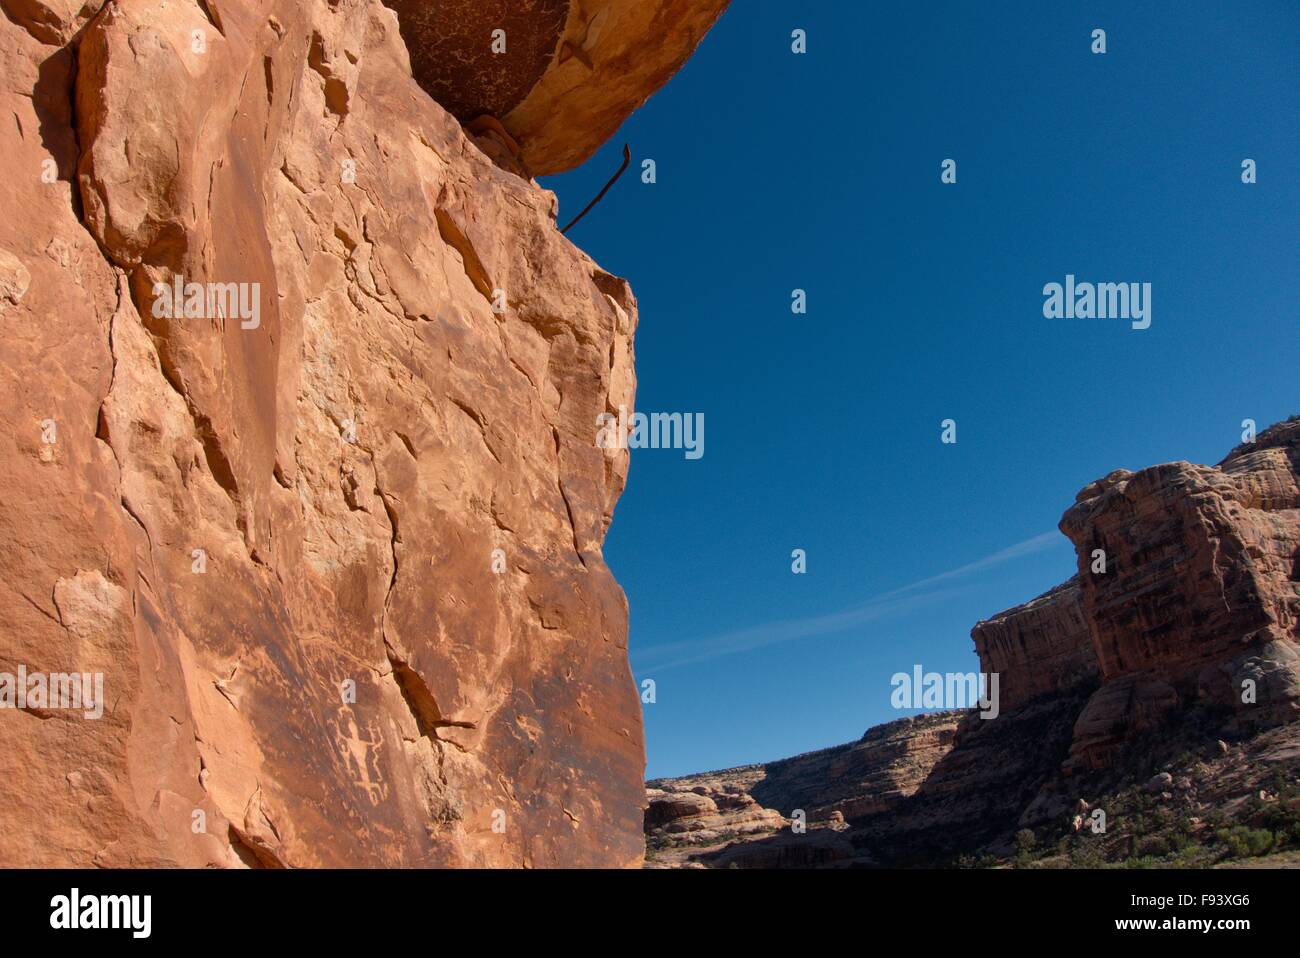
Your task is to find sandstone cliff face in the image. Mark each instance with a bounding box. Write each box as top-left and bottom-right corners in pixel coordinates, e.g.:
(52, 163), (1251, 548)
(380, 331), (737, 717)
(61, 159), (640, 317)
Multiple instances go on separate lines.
(972, 577), (1097, 713)
(0, 0), (713, 867)
(644, 713), (961, 867)
(1059, 418), (1300, 769)
(748, 712), (961, 821)
(964, 418), (1300, 774)
(648, 419), (1300, 867)
(644, 779), (787, 849)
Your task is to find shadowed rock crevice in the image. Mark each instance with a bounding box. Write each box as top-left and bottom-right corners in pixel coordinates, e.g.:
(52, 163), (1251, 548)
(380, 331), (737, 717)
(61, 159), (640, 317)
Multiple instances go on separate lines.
(227, 825), (285, 869)
(434, 208), (495, 302)
(385, 648), (476, 740)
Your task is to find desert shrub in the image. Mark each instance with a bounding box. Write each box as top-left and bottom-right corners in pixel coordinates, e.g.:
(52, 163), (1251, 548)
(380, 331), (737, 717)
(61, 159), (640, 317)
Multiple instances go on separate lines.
(1070, 840), (1104, 868)
(1215, 826), (1276, 859)
(1136, 835), (1171, 858)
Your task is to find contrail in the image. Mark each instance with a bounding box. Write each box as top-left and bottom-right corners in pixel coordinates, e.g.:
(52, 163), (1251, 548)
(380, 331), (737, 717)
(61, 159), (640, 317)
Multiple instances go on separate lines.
(632, 530), (1065, 673)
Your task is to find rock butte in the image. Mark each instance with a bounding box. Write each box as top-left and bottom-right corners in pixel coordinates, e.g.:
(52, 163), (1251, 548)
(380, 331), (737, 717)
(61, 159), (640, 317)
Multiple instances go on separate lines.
(0, 0), (728, 867)
(649, 419), (1300, 867)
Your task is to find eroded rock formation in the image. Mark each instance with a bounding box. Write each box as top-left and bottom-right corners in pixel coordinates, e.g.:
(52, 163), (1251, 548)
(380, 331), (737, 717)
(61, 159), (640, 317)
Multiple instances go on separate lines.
(648, 419), (1300, 867)
(644, 713), (961, 867)
(0, 0), (723, 867)
(972, 577), (1097, 714)
(645, 779), (787, 847)
(1059, 419), (1300, 769)
(383, 0), (731, 176)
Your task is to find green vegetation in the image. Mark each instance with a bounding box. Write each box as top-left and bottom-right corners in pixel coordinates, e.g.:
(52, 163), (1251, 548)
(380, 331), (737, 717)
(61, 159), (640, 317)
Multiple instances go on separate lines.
(1005, 762), (1300, 869)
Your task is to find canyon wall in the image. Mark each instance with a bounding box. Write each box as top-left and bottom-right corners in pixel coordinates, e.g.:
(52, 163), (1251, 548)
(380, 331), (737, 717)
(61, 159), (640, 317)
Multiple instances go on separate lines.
(971, 417), (1299, 774)
(1058, 419), (1300, 769)
(971, 577), (1096, 713)
(0, 0), (724, 867)
(648, 418), (1300, 866)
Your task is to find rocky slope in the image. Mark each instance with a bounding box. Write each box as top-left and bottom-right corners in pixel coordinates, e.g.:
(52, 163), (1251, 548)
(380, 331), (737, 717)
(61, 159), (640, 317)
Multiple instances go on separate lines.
(0, 0), (725, 867)
(647, 418), (1300, 867)
(646, 713), (959, 868)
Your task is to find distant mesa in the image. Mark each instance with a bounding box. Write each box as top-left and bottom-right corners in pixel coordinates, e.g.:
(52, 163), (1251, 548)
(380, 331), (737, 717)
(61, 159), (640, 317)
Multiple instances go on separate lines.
(648, 417), (1300, 868)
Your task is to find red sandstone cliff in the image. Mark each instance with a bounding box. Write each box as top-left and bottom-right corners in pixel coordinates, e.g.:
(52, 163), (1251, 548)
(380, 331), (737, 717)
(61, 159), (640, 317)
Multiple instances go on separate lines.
(647, 418), (1300, 867)
(0, 0), (726, 867)
(1058, 419), (1300, 769)
(972, 577), (1096, 714)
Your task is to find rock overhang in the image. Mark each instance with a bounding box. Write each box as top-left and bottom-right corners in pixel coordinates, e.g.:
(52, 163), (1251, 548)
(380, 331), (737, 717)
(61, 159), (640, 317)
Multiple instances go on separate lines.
(381, 0), (732, 176)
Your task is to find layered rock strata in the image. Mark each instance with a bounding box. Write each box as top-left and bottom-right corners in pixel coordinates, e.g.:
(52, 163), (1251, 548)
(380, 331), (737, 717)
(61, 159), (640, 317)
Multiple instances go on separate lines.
(647, 418), (1300, 867)
(1059, 418), (1300, 769)
(972, 577), (1097, 713)
(644, 713), (961, 867)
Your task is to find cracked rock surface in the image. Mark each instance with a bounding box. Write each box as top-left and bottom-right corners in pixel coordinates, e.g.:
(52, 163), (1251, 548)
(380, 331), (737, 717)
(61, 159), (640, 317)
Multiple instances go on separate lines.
(0, 0), (697, 867)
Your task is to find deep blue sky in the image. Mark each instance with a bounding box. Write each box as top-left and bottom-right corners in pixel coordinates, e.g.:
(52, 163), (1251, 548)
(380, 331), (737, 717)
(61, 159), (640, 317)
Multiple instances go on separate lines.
(542, 1), (1299, 779)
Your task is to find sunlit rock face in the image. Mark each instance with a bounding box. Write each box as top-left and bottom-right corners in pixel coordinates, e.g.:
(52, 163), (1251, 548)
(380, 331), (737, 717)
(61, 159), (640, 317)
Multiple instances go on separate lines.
(1056, 419), (1300, 769)
(0, 0), (727, 867)
(646, 419), (1299, 867)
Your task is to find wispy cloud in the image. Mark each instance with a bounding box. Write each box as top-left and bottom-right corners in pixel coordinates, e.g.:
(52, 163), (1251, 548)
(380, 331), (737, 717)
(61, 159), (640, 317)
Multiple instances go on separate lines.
(632, 530), (1065, 673)
(868, 530), (1062, 601)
